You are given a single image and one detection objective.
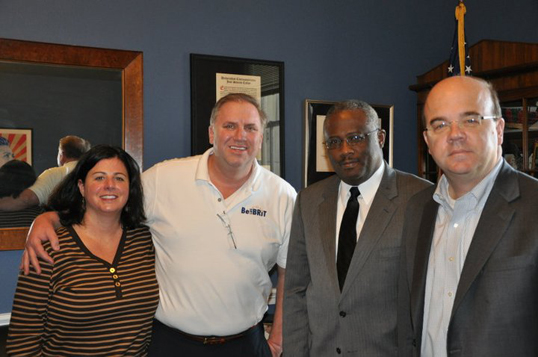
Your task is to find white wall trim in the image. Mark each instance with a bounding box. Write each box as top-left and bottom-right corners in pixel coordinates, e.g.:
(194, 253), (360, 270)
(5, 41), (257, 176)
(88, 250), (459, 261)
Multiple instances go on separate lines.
(0, 313), (10, 326)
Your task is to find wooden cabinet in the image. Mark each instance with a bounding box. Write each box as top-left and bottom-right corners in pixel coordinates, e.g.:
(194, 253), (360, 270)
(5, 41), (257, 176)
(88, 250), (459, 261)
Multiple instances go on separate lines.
(410, 40), (538, 182)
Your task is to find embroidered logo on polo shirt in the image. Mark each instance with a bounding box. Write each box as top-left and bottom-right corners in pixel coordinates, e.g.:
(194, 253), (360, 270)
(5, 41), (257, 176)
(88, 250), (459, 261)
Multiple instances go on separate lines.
(241, 206), (267, 217)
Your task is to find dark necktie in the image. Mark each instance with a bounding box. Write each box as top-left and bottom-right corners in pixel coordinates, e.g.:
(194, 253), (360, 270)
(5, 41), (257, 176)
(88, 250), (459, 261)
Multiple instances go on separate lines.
(337, 187), (360, 291)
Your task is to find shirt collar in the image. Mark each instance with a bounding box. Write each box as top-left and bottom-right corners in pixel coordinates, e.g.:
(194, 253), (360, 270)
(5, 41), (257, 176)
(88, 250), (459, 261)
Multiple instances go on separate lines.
(434, 158), (503, 209)
(195, 148), (213, 182)
(195, 148), (259, 191)
(339, 161), (385, 205)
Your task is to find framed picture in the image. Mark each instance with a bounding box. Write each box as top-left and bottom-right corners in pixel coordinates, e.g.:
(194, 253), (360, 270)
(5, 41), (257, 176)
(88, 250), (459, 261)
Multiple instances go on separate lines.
(191, 54), (285, 177)
(0, 128), (33, 165)
(303, 100), (394, 187)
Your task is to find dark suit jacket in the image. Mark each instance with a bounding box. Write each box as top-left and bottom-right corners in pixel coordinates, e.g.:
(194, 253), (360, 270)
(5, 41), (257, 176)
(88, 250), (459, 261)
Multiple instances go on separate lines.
(398, 161), (538, 357)
(283, 164), (431, 357)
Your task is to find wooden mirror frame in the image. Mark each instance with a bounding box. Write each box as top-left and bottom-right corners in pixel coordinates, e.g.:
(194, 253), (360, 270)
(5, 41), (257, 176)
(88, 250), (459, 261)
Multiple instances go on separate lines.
(0, 38), (143, 250)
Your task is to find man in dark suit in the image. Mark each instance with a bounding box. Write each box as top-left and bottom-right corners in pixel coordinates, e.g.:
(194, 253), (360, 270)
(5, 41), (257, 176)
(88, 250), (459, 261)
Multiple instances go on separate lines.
(283, 100), (431, 356)
(398, 76), (538, 357)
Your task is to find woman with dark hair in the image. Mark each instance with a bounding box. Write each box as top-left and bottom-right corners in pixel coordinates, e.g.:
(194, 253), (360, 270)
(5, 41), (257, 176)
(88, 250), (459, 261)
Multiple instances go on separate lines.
(0, 160), (43, 227)
(7, 145), (159, 356)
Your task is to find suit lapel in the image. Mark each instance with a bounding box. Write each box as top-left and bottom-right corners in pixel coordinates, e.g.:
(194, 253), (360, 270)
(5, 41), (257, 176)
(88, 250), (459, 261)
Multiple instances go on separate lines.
(451, 162), (519, 317)
(340, 166), (397, 297)
(410, 191), (439, 333)
(318, 176), (341, 295)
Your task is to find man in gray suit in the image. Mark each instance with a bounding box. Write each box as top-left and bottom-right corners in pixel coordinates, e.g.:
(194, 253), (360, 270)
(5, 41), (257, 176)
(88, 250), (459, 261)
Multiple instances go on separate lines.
(398, 76), (538, 356)
(283, 100), (431, 356)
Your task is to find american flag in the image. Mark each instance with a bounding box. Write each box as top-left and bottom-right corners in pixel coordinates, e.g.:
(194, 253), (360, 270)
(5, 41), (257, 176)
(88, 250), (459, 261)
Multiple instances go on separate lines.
(448, 1), (472, 76)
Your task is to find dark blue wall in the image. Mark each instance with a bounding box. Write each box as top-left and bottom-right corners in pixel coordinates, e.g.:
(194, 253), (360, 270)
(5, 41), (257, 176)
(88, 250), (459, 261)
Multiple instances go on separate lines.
(1, 0), (537, 313)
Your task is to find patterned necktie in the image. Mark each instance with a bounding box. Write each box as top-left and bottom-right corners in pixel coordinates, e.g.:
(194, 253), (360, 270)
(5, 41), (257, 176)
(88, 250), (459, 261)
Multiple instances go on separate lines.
(337, 187), (360, 291)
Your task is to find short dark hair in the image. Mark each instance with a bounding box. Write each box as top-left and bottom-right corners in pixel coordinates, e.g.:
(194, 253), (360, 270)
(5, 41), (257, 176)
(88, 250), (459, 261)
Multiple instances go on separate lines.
(0, 160), (37, 199)
(47, 145), (145, 228)
(59, 135), (91, 160)
(324, 100), (379, 135)
(209, 93), (267, 130)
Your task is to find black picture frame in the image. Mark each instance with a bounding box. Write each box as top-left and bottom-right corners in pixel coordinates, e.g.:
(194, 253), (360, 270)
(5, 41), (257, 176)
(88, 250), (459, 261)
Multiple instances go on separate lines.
(190, 54), (285, 177)
(303, 100), (394, 187)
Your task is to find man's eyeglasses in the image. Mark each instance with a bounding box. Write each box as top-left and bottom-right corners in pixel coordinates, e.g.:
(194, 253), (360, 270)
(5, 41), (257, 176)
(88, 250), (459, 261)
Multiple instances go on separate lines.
(424, 115), (499, 135)
(324, 129), (379, 150)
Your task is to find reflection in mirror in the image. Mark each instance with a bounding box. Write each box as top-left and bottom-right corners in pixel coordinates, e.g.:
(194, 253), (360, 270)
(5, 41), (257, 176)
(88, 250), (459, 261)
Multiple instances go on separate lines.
(0, 159), (43, 229)
(0, 38), (143, 250)
(0, 62), (122, 175)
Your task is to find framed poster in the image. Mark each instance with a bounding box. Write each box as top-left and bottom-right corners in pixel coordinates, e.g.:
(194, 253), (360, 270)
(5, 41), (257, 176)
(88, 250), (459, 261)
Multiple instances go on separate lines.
(191, 54), (285, 177)
(0, 128), (33, 165)
(303, 100), (394, 187)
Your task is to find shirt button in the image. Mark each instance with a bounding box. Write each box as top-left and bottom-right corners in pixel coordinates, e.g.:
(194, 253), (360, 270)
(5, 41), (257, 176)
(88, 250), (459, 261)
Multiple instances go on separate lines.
(453, 223), (459, 228)
(113, 274), (118, 279)
(115, 282), (121, 287)
(449, 256), (454, 262)
(218, 198), (222, 202)
(336, 347), (342, 354)
(339, 311), (346, 317)
(109, 268), (116, 273)
(448, 291), (453, 297)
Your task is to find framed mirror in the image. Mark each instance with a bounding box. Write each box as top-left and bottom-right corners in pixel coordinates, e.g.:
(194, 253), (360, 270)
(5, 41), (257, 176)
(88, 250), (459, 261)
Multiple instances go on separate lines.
(0, 38), (143, 250)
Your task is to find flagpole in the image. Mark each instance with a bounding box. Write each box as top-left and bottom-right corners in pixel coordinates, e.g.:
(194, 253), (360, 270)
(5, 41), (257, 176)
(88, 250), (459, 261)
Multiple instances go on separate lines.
(455, 0), (467, 76)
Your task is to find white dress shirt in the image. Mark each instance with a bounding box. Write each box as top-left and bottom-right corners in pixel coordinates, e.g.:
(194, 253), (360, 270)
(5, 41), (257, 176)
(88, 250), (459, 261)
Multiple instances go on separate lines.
(421, 159), (502, 357)
(335, 162), (384, 255)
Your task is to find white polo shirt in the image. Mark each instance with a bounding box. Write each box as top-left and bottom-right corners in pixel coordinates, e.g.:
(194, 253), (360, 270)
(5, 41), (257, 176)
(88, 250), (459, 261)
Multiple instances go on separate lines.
(29, 161), (78, 204)
(143, 149), (296, 335)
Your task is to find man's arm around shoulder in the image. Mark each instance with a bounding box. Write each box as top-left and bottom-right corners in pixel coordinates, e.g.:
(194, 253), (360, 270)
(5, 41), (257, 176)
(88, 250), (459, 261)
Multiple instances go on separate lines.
(0, 189), (39, 211)
(21, 211), (61, 275)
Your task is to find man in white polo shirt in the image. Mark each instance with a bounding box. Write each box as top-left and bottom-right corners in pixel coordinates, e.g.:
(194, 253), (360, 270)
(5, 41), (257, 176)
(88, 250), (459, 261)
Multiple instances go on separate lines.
(23, 93), (296, 357)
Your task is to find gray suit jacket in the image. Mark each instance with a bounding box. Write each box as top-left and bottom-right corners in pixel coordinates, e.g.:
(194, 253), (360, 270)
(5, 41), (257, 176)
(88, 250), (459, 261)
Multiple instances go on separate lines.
(284, 164), (431, 357)
(398, 161), (538, 357)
